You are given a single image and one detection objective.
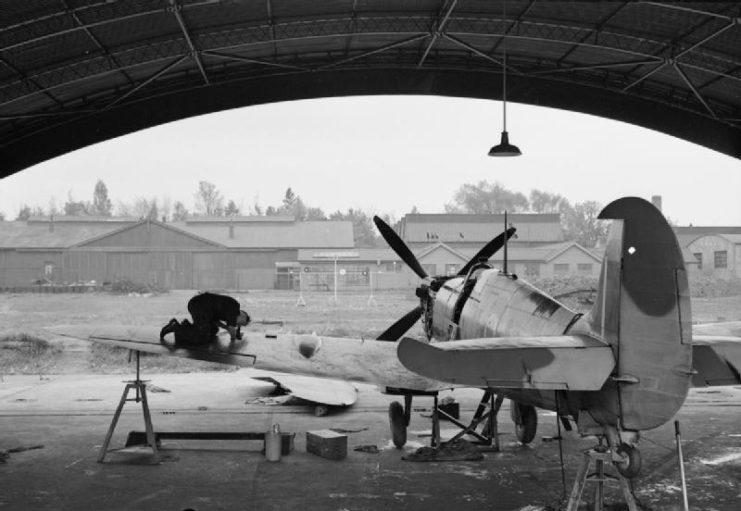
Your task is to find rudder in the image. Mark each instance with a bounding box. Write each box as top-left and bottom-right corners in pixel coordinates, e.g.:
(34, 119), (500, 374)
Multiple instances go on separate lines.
(589, 197), (692, 431)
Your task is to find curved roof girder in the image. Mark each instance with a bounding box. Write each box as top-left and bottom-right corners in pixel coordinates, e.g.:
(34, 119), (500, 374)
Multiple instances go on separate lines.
(1, 1), (740, 177)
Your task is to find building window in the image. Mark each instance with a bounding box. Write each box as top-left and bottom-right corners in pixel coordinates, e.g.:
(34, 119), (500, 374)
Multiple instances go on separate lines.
(693, 253), (703, 270)
(714, 250), (728, 269)
(422, 264), (437, 276)
(554, 263), (569, 275)
(524, 263), (540, 277)
(577, 263), (593, 274)
(445, 263), (459, 275)
(44, 263), (54, 277)
(385, 262), (402, 272)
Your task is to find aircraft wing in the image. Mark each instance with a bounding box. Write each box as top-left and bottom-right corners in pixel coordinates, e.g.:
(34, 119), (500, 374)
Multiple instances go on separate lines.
(250, 373), (358, 407)
(691, 322), (741, 386)
(397, 335), (615, 390)
(47, 325), (445, 392)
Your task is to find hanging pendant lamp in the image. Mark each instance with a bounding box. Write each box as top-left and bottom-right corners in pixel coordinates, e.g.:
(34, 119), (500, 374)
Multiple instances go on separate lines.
(489, 0), (521, 157)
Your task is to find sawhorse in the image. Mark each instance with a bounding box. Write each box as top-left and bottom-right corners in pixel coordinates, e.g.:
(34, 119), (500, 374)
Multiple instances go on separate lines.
(566, 448), (639, 511)
(440, 390), (505, 451)
(98, 352), (159, 463)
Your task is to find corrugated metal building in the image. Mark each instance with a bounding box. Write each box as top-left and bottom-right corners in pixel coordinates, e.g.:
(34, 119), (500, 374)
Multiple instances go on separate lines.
(0, 216), (354, 290)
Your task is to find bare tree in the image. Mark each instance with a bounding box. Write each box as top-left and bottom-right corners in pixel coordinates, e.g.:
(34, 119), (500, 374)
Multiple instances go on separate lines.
(194, 181), (224, 216)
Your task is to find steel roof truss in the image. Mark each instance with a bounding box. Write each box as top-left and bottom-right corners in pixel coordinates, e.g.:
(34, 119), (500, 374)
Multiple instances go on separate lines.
(531, 58), (659, 76)
(103, 55), (189, 111)
(203, 50), (309, 71)
(673, 62), (717, 119)
(418, 0), (458, 68)
(555, 2), (629, 66)
(168, 0), (209, 85)
(621, 60), (667, 92)
(318, 34), (429, 71)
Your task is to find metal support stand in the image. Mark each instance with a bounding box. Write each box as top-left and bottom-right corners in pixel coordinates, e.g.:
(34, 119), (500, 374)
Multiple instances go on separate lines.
(675, 420), (690, 511)
(566, 448), (639, 511)
(98, 352), (159, 463)
(431, 395), (440, 447)
(436, 391), (504, 451)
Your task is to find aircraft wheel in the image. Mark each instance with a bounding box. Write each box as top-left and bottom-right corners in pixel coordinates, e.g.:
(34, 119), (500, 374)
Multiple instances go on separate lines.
(511, 403), (538, 444)
(313, 404), (329, 417)
(615, 443), (642, 479)
(389, 401), (407, 448)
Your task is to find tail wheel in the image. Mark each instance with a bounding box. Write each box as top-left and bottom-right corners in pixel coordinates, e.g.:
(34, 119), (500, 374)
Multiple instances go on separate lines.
(389, 401), (407, 448)
(510, 402), (538, 444)
(615, 443), (642, 479)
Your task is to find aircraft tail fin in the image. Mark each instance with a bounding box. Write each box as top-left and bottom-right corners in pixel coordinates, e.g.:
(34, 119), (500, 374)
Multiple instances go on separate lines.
(588, 197), (692, 431)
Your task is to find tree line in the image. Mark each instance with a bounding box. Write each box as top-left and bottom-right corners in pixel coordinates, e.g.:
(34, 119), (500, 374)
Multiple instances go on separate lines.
(9, 179), (608, 248)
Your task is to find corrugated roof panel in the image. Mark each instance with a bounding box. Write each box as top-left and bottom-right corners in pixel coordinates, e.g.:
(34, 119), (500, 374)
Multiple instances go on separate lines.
(0, 221), (128, 248)
(176, 220), (355, 248)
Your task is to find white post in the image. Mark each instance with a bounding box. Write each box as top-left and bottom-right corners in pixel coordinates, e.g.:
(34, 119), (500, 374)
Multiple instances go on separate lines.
(368, 270), (377, 306)
(295, 269), (306, 307)
(333, 257), (338, 304)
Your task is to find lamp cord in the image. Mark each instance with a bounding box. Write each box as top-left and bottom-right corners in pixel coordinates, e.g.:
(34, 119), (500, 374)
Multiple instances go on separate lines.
(502, 0), (507, 132)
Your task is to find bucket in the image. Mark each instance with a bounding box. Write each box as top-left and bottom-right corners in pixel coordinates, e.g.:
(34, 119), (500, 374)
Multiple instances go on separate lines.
(265, 423), (282, 462)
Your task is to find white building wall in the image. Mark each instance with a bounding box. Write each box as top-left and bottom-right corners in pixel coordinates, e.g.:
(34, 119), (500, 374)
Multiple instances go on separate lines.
(687, 235), (736, 279)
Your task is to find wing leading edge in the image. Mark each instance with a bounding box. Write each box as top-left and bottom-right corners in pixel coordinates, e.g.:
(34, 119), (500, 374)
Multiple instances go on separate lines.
(397, 335), (615, 390)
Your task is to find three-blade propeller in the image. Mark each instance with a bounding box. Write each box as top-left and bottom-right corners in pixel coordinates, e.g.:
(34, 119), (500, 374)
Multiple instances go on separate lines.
(372, 216), (516, 342)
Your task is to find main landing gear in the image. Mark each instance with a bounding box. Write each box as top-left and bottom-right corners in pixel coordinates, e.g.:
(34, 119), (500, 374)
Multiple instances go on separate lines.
(510, 401), (538, 445)
(387, 390), (543, 450)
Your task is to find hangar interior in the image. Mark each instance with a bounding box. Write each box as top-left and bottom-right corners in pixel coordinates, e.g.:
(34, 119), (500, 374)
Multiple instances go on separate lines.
(2, 3), (741, 511)
(1, 0), (740, 176)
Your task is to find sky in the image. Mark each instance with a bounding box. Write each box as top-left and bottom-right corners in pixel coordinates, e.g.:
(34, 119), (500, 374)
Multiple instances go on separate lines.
(0, 95), (739, 226)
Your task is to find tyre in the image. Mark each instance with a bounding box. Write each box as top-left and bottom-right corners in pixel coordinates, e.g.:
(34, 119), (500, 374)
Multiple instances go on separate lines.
(615, 443), (642, 479)
(513, 403), (538, 444)
(389, 401), (407, 448)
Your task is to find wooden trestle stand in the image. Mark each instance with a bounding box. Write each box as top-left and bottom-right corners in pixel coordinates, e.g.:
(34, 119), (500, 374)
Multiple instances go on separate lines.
(97, 351), (159, 463)
(566, 447), (639, 511)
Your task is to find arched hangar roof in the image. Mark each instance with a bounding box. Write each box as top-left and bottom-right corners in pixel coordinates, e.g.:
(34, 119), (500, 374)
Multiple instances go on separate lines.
(1, 1), (740, 178)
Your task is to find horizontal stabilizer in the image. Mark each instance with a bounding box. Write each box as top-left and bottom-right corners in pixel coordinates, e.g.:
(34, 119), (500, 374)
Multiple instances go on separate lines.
(397, 335), (615, 390)
(691, 334), (741, 387)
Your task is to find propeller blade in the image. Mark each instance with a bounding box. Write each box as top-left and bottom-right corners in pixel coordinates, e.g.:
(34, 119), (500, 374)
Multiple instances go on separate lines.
(457, 227), (517, 276)
(373, 216), (428, 279)
(376, 306), (422, 341)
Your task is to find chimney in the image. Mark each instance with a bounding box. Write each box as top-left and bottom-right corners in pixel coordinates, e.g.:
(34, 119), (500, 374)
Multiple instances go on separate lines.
(49, 214), (54, 233)
(229, 219), (235, 239)
(651, 195), (662, 212)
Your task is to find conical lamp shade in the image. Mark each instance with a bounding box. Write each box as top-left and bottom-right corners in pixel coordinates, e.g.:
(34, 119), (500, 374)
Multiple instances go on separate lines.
(488, 131), (521, 157)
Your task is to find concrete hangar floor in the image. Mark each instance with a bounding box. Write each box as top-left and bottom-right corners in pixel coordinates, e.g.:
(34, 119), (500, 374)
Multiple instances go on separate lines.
(1, 372), (741, 511)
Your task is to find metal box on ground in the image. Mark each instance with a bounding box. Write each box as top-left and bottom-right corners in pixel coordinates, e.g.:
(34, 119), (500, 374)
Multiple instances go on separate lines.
(306, 429), (347, 460)
(439, 402), (460, 420)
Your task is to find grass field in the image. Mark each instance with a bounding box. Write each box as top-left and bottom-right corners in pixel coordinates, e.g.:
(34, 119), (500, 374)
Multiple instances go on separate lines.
(1, 281), (740, 375)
